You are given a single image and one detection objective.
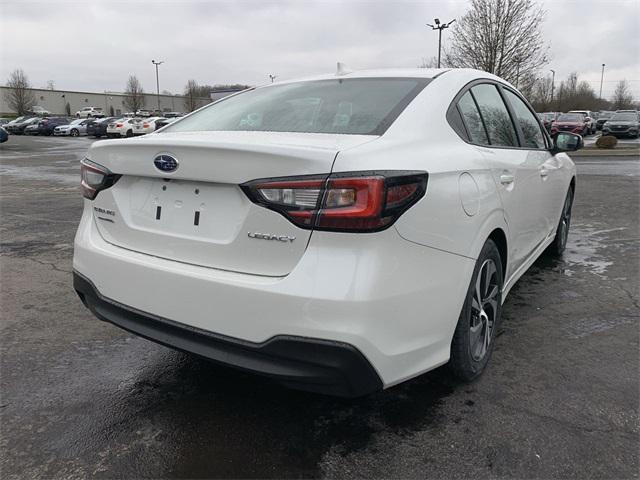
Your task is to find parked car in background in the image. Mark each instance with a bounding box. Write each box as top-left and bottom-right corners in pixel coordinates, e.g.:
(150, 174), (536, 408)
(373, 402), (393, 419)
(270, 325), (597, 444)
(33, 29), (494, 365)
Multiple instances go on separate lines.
(163, 112), (184, 118)
(33, 117), (71, 136)
(615, 110), (640, 120)
(4, 116), (29, 132)
(538, 112), (558, 132)
(0, 126), (8, 143)
(133, 117), (165, 135)
(54, 118), (90, 137)
(24, 123), (41, 135)
(76, 107), (105, 118)
(106, 118), (139, 137)
(135, 110), (152, 117)
(596, 111), (614, 130)
(86, 117), (117, 138)
(0, 118), (10, 126)
(551, 113), (590, 136)
(568, 110), (596, 134)
(29, 106), (51, 116)
(154, 117), (181, 130)
(9, 117), (40, 135)
(602, 112), (640, 138)
(74, 68), (580, 396)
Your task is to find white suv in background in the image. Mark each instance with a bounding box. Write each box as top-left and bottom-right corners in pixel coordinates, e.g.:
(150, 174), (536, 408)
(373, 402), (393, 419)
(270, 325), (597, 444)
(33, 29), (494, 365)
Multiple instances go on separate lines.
(74, 68), (580, 397)
(76, 107), (105, 118)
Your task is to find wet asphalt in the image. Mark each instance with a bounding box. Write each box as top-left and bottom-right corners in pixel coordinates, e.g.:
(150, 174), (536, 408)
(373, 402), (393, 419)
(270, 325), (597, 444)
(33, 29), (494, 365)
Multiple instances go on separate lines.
(1, 135), (638, 479)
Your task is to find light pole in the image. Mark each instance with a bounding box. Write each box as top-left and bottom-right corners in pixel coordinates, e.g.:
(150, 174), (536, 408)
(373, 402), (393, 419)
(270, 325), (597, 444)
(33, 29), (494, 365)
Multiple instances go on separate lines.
(427, 18), (455, 68)
(269, 74), (277, 83)
(599, 63), (605, 100)
(152, 59), (164, 112)
(550, 69), (556, 106)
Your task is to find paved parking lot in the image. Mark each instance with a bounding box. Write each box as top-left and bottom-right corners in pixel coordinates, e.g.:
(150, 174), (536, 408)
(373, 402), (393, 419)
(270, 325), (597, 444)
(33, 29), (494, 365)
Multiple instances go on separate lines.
(1, 135), (638, 479)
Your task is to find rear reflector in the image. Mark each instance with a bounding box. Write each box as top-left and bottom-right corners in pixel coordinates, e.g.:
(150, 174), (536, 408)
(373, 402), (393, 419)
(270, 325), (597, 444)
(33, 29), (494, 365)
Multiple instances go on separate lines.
(241, 171), (427, 232)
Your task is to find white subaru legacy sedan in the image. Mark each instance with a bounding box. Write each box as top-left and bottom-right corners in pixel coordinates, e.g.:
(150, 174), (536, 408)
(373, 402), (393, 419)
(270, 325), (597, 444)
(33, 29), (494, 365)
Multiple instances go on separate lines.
(73, 68), (580, 397)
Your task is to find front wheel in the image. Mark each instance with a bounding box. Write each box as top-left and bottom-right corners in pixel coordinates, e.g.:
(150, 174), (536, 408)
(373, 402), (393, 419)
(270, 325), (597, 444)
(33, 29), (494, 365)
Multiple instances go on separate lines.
(70, 129), (79, 137)
(546, 186), (574, 256)
(450, 239), (503, 382)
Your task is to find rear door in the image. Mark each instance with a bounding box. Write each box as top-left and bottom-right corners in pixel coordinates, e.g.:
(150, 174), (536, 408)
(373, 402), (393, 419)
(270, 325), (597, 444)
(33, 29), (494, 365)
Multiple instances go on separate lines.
(464, 83), (547, 273)
(88, 131), (376, 277)
(501, 88), (564, 238)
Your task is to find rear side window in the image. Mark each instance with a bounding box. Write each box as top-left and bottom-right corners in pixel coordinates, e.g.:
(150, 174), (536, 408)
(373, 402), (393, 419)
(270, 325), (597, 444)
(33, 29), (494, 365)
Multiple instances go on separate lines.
(164, 78), (429, 135)
(471, 84), (518, 147)
(503, 90), (546, 149)
(457, 92), (489, 145)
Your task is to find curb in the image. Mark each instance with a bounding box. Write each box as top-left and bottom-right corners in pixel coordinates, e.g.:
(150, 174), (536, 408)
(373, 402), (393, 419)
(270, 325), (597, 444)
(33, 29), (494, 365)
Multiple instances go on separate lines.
(569, 149), (640, 157)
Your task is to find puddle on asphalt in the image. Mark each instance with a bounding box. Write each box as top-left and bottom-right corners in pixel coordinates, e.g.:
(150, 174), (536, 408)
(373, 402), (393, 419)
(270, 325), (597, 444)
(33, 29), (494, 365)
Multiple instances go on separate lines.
(556, 223), (619, 277)
(0, 164), (78, 184)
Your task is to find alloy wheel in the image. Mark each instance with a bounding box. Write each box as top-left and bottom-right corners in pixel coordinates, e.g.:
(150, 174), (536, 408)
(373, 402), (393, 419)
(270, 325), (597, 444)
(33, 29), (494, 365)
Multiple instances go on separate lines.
(469, 259), (499, 361)
(558, 191), (572, 251)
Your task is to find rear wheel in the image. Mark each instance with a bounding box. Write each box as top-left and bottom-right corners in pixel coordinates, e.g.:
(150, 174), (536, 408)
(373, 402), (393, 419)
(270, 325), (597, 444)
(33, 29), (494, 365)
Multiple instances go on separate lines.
(126, 129), (133, 137)
(450, 239), (503, 382)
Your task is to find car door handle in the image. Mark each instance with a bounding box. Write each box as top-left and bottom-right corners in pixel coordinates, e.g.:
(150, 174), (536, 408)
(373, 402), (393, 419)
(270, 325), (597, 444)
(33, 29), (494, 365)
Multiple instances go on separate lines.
(500, 174), (514, 185)
(540, 168), (549, 177)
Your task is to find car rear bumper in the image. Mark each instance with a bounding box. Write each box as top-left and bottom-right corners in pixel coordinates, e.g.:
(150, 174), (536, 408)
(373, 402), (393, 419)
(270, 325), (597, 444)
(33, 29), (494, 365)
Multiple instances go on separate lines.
(73, 204), (475, 390)
(74, 271), (382, 397)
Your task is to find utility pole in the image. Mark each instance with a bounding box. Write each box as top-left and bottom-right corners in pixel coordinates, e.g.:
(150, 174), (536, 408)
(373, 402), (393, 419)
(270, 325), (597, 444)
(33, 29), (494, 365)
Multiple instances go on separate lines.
(427, 18), (455, 68)
(599, 63), (605, 99)
(550, 69), (556, 106)
(269, 74), (277, 83)
(152, 59), (164, 112)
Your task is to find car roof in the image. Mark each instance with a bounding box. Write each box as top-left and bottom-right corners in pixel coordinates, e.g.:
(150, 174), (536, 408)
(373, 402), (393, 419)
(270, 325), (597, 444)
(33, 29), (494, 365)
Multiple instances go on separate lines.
(263, 67), (506, 87)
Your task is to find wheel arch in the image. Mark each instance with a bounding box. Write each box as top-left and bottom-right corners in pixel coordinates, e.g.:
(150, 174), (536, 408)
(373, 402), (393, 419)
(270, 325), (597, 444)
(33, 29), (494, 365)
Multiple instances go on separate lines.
(488, 228), (508, 279)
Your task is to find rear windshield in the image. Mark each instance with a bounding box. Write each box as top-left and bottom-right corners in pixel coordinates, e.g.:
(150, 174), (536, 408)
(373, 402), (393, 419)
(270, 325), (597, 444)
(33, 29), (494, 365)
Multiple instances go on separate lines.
(164, 78), (430, 135)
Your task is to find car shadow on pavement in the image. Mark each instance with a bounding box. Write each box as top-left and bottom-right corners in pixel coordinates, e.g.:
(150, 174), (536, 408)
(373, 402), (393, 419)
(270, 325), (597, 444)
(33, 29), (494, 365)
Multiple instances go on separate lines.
(87, 348), (455, 478)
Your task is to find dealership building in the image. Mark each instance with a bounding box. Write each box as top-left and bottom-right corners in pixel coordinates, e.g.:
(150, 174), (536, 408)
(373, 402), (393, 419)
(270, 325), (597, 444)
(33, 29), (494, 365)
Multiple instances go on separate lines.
(0, 86), (242, 116)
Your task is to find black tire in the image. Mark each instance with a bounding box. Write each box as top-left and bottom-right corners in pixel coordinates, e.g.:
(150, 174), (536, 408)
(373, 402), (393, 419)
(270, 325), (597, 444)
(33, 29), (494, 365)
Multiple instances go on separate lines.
(126, 129), (133, 137)
(70, 129), (79, 137)
(546, 186), (574, 257)
(450, 239), (503, 382)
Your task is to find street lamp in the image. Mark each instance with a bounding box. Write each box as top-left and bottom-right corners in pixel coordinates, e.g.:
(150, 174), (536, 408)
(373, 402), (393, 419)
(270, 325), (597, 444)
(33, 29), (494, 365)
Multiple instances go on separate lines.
(152, 59), (164, 112)
(550, 69), (556, 105)
(599, 64), (605, 100)
(426, 18), (455, 68)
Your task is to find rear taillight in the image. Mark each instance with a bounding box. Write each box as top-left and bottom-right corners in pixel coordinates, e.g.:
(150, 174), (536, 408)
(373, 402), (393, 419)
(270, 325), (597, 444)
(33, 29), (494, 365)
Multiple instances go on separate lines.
(116, 123), (123, 127)
(241, 171), (428, 232)
(143, 123), (149, 128)
(80, 159), (120, 200)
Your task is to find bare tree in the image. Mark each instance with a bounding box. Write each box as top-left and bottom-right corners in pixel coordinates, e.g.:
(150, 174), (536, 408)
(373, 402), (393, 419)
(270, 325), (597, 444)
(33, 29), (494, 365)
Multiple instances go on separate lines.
(4, 69), (36, 115)
(418, 56), (439, 69)
(46, 80), (55, 90)
(183, 79), (200, 112)
(552, 72), (600, 111)
(445, 0), (549, 85)
(123, 75), (145, 113)
(527, 75), (554, 111)
(612, 80), (634, 110)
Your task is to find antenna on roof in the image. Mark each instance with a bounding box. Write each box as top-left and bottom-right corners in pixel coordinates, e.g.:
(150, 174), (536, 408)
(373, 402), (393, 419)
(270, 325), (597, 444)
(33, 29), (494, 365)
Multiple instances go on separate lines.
(336, 62), (353, 76)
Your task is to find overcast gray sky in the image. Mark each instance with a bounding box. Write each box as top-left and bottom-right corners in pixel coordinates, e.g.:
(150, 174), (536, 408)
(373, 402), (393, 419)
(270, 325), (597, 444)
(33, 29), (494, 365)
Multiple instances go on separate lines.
(1, 0), (639, 100)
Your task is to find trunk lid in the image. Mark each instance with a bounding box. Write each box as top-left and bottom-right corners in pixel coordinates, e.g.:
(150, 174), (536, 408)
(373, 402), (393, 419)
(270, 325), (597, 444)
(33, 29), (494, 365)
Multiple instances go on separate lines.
(87, 131), (376, 276)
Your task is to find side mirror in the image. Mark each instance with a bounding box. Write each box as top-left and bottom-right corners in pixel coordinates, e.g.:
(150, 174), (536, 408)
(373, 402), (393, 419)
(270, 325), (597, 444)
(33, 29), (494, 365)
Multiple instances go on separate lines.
(552, 132), (583, 154)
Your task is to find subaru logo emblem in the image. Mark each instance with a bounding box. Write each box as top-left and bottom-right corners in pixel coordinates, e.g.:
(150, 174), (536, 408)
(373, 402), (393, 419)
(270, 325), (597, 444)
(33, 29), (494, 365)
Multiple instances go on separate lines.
(154, 154), (178, 173)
